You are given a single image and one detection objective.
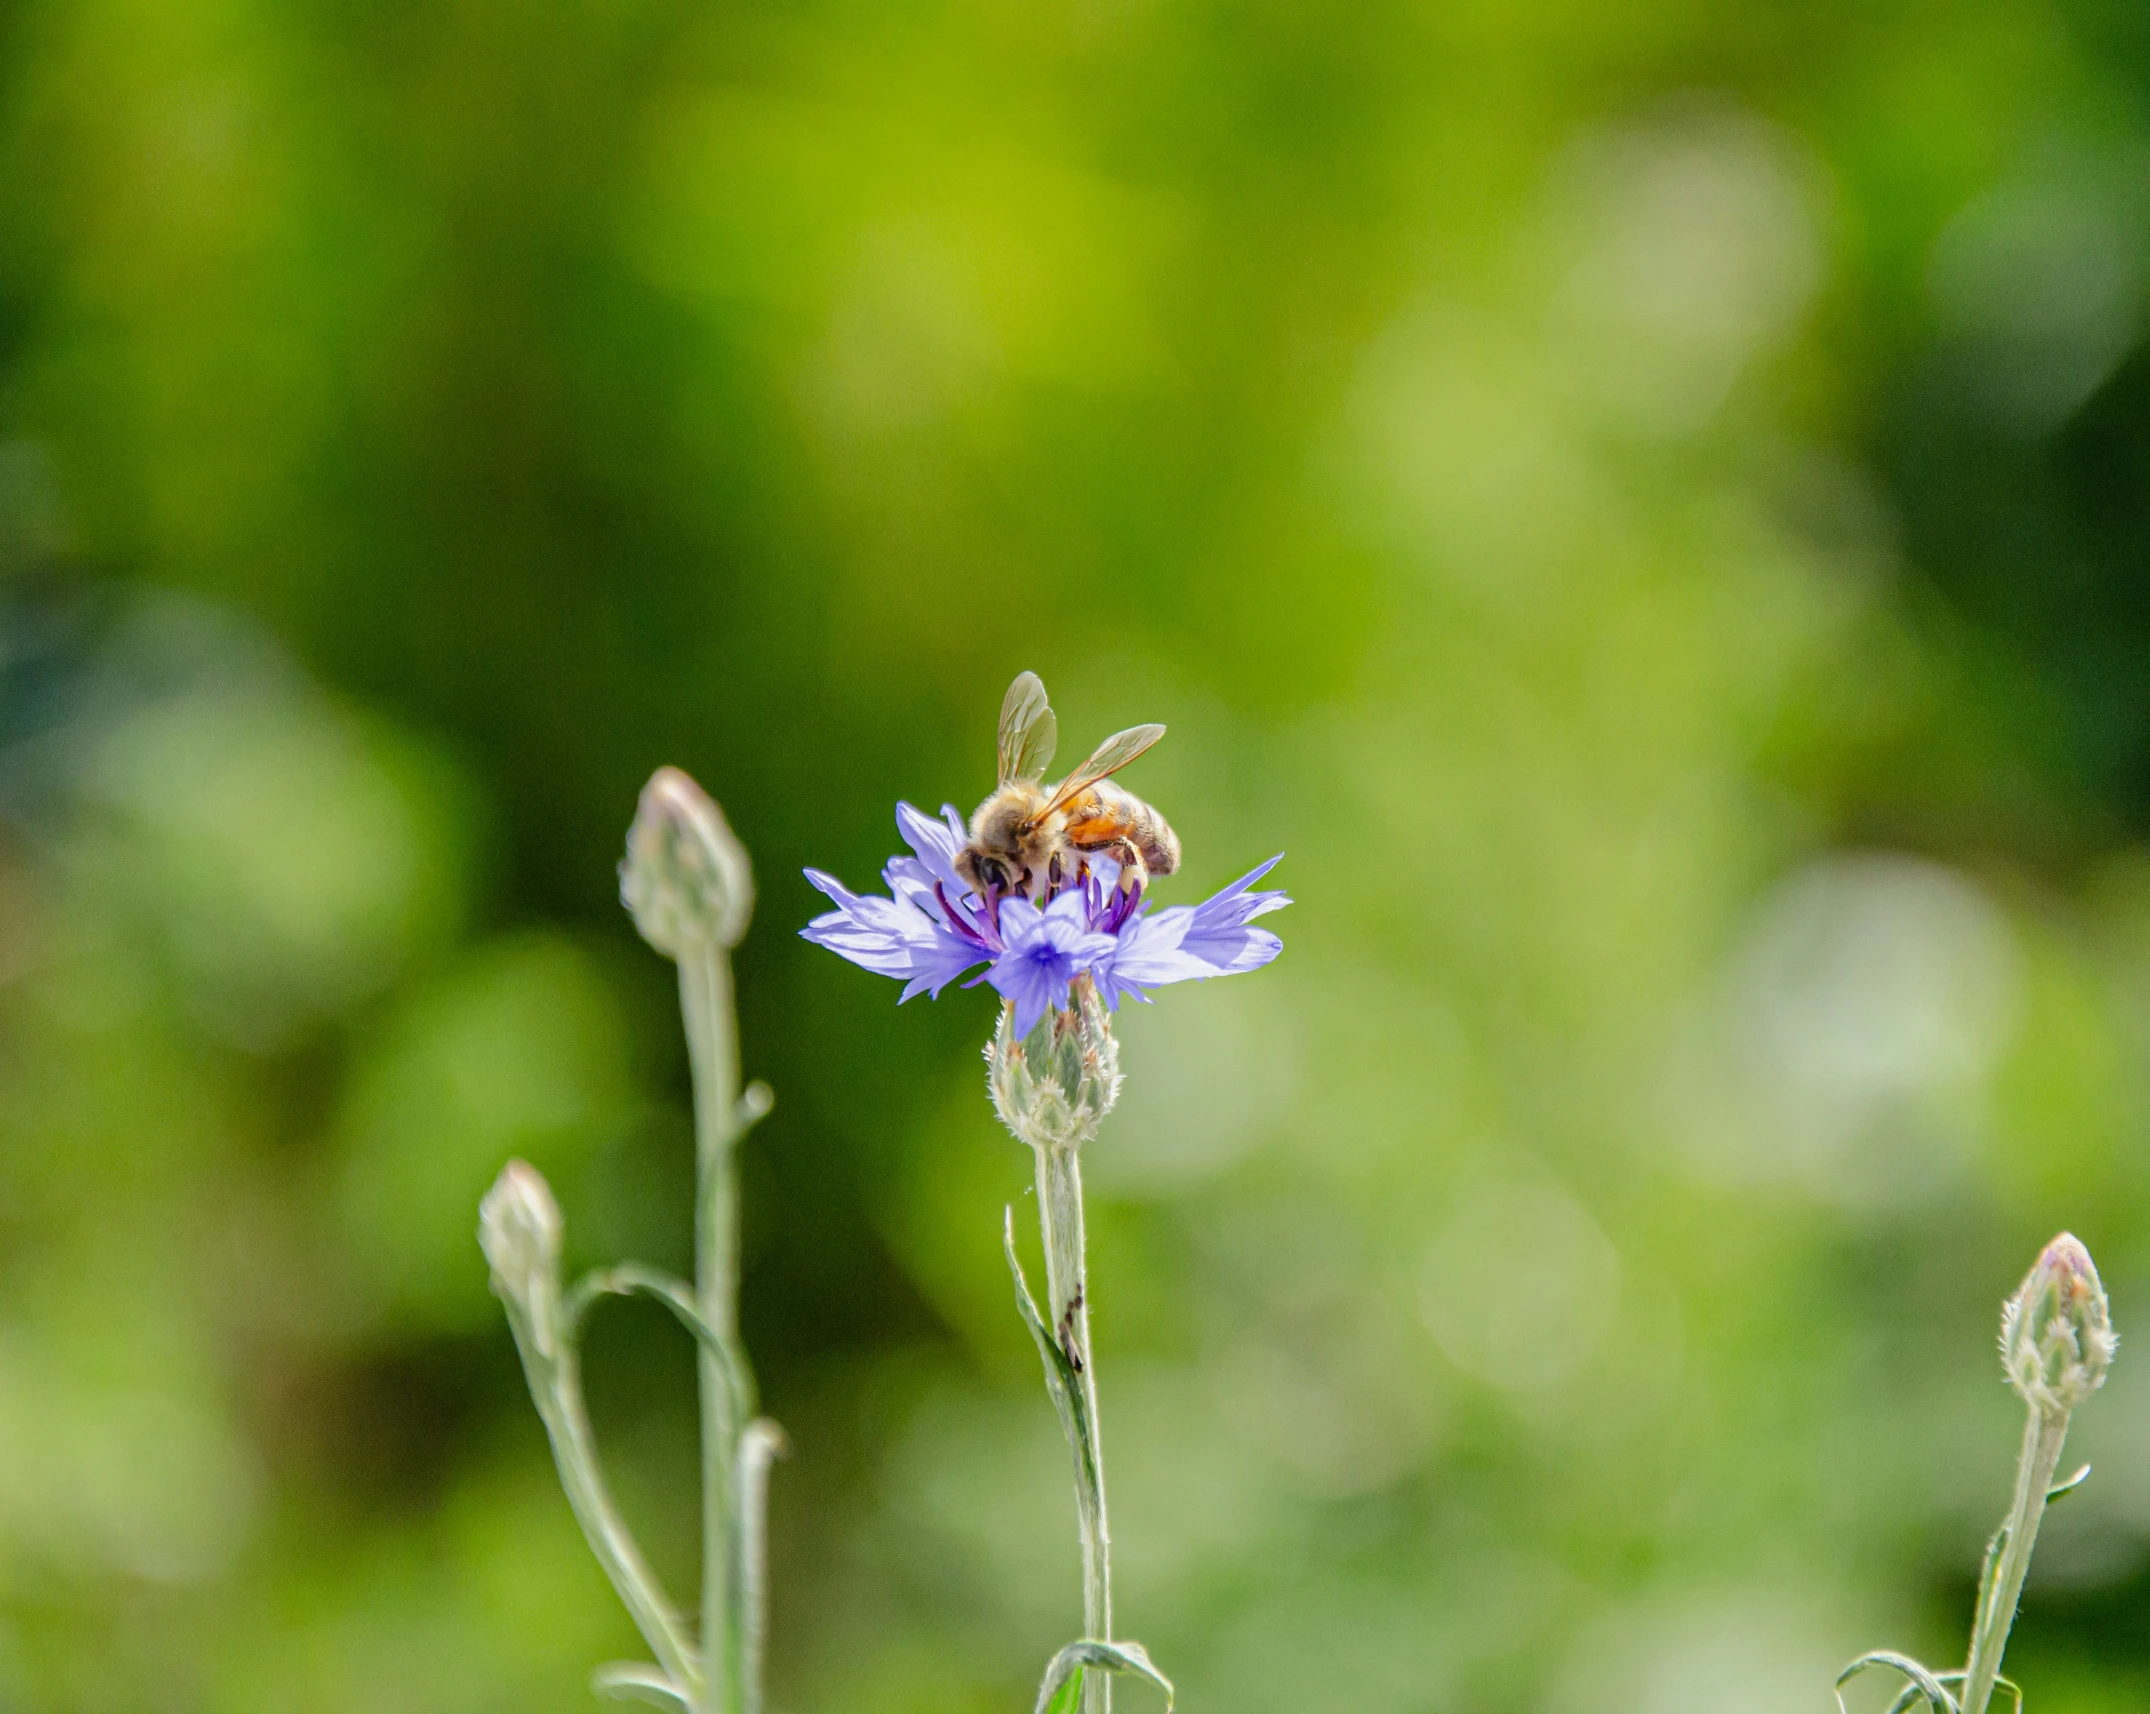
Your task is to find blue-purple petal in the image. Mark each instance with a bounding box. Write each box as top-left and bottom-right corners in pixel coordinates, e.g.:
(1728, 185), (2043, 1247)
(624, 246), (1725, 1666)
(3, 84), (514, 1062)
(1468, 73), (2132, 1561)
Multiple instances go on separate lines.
(804, 821), (1287, 1022)
(988, 892), (1120, 1034)
(1097, 856), (1289, 1000)
(896, 800), (970, 896)
(800, 867), (989, 997)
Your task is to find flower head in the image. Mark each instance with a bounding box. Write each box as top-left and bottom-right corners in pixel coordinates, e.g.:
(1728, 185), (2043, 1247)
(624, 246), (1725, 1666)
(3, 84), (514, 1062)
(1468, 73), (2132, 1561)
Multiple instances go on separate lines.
(480, 1160), (565, 1354)
(2002, 1232), (2117, 1417)
(987, 978), (1122, 1150)
(622, 766), (754, 955)
(801, 802), (1288, 1034)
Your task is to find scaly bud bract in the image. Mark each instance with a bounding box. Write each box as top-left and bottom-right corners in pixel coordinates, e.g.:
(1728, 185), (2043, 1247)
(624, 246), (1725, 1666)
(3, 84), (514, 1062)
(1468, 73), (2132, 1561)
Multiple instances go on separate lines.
(621, 766), (754, 956)
(987, 977), (1121, 1152)
(2002, 1231), (2116, 1418)
(480, 1159), (565, 1353)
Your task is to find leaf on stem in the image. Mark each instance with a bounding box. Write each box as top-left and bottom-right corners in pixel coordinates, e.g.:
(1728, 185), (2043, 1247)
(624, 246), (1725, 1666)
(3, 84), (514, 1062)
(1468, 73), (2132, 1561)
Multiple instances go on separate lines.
(1914, 1672), (2022, 1714)
(2047, 1464), (2092, 1503)
(1835, 1652), (1960, 1714)
(1033, 1640), (1175, 1714)
(592, 1663), (692, 1711)
(563, 1265), (718, 1352)
(1971, 1524), (2008, 1637)
(1003, 1206), (1085, 1448)
(559, 1261), (760, 1480)
(1043, 1667), (1083, 1714)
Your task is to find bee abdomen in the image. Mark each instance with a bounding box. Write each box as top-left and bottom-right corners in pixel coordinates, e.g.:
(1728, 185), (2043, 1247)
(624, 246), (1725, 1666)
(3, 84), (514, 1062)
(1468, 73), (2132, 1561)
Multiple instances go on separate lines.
(1073, 782), (1180, 877)
(1130, 798), (1179, 876)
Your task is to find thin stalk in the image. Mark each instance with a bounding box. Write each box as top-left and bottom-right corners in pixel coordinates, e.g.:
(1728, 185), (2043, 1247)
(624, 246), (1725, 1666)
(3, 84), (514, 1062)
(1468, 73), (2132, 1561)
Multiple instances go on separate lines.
(739, 1419), (786, 1714)
(680, 945), (752, 1714)
(1034, 1139), (1111, 1714)
(520, 1334), (701, 1695)
(1960, 1407), (2069, 1714)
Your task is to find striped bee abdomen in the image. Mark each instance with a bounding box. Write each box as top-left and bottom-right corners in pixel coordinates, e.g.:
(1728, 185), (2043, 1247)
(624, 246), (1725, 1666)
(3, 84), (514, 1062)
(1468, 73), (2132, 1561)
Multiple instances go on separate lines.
(1064, 781), (1180, 878)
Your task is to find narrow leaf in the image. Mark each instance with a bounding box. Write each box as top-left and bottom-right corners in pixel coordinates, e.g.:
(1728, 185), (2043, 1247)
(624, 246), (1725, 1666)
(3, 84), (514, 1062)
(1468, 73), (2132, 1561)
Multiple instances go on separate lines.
(592, 1663), (691, 1711)
(1972, 1523), (2009, 1636)
(1835, 1652), (1959, 1714)
(2047, 1464), (2091, 1503)
(1033, 1640), (1175, 1714)
(1005, 1208), (1080, 1413)
(1922, 1674), (2020, 1714)
(563, 1265), (718, 1353)
(1043, 1667), (1083, 1714)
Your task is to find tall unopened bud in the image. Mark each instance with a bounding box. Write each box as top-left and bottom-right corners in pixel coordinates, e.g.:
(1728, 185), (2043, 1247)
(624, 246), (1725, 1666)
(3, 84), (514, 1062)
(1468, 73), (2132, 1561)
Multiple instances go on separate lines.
(987, 979), (1120, 1152)
(621, 766), (753, 955)
(480, 1160), (565, 1353)
(2002, 1232), (2116, 1417)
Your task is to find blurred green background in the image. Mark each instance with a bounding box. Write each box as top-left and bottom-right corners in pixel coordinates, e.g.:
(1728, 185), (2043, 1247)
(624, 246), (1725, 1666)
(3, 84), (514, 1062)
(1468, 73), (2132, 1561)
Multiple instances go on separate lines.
(3, 0), (2150, 1708)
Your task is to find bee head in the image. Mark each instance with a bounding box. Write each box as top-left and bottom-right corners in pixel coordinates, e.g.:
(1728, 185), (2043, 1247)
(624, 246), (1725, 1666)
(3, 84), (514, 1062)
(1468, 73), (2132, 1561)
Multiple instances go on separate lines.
(958, 791), (1039, 896)
(956, 846), (1020, 895)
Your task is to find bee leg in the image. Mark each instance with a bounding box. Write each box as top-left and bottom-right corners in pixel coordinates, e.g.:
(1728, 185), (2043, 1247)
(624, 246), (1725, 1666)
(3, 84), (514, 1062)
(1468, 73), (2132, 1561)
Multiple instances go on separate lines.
(1102, 838), (1148, 894)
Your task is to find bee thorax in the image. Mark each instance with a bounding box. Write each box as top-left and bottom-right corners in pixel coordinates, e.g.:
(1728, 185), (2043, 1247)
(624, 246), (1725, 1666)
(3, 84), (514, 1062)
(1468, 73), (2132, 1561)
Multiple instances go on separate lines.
(955, 778), (1176, 901)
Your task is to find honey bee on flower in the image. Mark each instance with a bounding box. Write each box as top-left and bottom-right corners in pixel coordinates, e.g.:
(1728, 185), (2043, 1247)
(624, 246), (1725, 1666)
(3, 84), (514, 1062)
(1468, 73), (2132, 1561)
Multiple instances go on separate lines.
(801, 671), (1288, 1035)
(800, 672), (1282, 1712)
(955, 671), (1181, 899)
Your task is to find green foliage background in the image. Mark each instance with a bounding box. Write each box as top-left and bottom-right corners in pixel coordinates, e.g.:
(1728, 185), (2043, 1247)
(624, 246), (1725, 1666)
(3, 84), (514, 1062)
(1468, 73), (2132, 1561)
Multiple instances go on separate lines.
(2, 0), (2150, 1708)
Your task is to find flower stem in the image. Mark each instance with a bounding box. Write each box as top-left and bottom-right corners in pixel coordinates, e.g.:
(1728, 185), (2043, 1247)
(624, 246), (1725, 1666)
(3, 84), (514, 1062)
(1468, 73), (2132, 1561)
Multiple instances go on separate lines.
(680, 944), (754, 1714)
(1033, 1139), (1112, 1714)
(515, 1323), (702, 1694)
(1961, 1405), (2070, 1714)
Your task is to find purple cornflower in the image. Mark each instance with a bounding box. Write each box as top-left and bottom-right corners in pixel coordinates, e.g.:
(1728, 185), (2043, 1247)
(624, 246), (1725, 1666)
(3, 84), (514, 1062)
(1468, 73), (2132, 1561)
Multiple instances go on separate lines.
(801, 802), (1288, 1036)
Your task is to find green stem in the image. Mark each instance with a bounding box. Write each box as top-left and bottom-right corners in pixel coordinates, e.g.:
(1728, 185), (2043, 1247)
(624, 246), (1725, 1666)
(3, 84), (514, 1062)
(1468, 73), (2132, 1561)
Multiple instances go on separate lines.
(739, 1418), (786, 1714)
(681, 946), (752, 1714)
(1034, 1140), (1111, 1714)
(1961, 1406), (2069, 1714)
(513, 1320), (701, 1695)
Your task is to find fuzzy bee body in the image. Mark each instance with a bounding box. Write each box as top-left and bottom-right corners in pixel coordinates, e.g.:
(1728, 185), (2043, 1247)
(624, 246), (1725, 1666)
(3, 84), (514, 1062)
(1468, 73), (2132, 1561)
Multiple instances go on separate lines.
(1057, 779), (1181, 880)
(954, 674), (1180, 901)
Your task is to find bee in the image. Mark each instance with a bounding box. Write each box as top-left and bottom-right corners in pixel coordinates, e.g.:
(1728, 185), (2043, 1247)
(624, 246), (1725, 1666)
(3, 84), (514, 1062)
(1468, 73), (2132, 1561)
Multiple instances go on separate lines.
(954, 671), (1181, 900)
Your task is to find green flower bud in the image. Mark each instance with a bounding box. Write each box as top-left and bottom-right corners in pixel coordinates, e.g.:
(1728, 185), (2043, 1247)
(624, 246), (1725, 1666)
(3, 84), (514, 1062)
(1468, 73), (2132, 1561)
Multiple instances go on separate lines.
(986, 980), (1121, 1152)
(620, 766), (753, 955)
(480, 1159), (564, 1352)
(2001, 1232), (2117, 1418)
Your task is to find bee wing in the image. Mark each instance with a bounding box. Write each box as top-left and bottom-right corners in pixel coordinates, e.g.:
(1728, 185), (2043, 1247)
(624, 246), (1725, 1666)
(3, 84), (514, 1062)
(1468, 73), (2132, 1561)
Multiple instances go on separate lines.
(1039, 723), (1165, 817)
(997, 671), (1058, 786)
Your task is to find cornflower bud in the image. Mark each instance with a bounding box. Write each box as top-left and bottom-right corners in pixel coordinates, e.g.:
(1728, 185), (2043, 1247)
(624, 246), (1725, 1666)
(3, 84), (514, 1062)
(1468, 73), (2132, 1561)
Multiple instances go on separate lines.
(2001, 1232), (2116, 1418)
(480, 1159), (565, 1352)
(986, 977), (1121, 1152)
(621, 766), (754, 955)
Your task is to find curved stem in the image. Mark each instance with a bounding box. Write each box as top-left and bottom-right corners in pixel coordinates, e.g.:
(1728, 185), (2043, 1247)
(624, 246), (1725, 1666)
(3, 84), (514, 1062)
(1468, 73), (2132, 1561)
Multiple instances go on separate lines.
(1961, 1407), (2069, 1714)
(565, 1264), (716, 1352)
(512, 1316), (701, 1694)
(1034, 1140), (1111, 1714)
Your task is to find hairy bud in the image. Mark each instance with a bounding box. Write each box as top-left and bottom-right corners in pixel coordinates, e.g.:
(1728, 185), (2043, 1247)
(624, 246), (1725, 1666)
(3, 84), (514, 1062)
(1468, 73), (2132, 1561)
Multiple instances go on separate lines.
(2002, 1232), (2117, 1418)
(621, 766), (754, 955)
(480, 1160), (565, 1353)
(987, 979), (1121, 1152)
